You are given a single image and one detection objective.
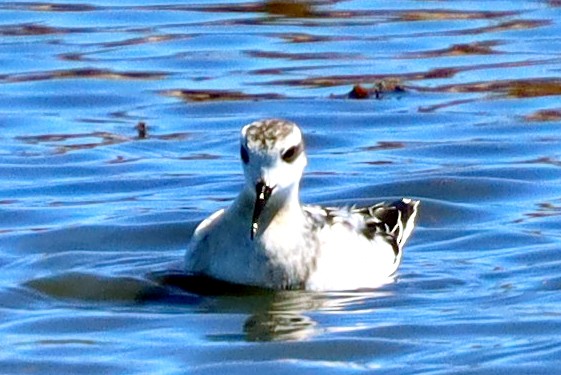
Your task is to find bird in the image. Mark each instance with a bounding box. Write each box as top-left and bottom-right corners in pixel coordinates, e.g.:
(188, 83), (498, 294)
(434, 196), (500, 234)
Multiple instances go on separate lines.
(184, 119), (419, 291)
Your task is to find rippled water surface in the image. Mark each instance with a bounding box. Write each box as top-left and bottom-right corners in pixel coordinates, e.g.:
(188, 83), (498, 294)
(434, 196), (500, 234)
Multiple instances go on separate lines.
(2, 1), (561, 373)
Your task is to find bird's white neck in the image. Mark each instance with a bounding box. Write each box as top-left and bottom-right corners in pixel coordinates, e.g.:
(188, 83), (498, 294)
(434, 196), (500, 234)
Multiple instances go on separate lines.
(238, 183), (304, 226)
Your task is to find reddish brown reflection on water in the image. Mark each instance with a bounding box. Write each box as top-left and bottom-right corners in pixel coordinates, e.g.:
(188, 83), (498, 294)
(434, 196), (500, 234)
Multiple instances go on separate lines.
(524, 109), (561, 122)
(3, 68), (166, 83)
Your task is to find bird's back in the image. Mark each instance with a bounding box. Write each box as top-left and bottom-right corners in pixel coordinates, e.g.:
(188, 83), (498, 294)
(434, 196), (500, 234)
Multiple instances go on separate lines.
(302, 199), (419, 290)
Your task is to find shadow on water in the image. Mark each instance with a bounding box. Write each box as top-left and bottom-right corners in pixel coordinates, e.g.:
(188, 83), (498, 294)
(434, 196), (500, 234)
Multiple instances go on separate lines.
(24, 269), (391, 342)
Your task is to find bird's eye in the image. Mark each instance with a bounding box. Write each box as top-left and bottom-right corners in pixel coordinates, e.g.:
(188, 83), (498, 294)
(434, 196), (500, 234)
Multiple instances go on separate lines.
(281, 143), (303, 163)
(240, 146), (249, 164)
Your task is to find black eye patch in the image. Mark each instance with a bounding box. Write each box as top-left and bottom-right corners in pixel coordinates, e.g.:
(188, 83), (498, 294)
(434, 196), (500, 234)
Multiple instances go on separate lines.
(281, 142), (303, 163)
(240, 146), (250, 164)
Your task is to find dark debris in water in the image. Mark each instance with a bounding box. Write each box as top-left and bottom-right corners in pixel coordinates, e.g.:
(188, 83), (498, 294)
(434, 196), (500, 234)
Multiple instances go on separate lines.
(165, 0), (347, 19)
(275, 32), (343, 43)
(524, 109), (561, 122)
(265, 55), (560, 91)
(362, 141), (406, 151)
(422, 68), (459, 80)
(409, 76), (561, 98)
(270, 71), (423, 88)
(0, 23), (83, 36)
(247, 50), (364, 61)
(156, 132), (190, 141)
(136, 121), (147, 139)
(2, 3), (98, 12)
(520, 156), (561, 168)
(161, 89), (285, 102)
(100, 34), (182, 49)
(107, 155), (143, 165)
(397, 9), (516, 21)
(506, 79), (561, 98)
(361, 160), (395, 165)
(465, 19), (551, 35)
(422, 78), (561, 98)
(162, 81), (405, 102)
(16, 126), (189, 154)
(418, 98), (480, 113)
(178, 153), (221, 161)
(16, 131), (129, 153)
(56, 34), (184, 61)
(156, 3), (521, 25)
(513, 199), (561, 224)
(347, 84), (370, 99)
(264, 0), (315, 18)
(3, 68), (167, 83)
(345, 81), (405, 99)
(402, 41), (501, 58)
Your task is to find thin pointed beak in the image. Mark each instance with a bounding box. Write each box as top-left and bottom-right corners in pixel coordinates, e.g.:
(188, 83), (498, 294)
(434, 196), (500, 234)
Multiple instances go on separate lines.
(251, 180), (273, 240)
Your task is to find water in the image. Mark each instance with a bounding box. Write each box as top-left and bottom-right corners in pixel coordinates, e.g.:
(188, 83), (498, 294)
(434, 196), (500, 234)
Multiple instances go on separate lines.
(2, 0), (561, 373)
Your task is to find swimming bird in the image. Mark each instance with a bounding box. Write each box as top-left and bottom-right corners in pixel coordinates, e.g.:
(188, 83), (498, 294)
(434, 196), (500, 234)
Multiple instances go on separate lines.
(185, 119), (419, 291)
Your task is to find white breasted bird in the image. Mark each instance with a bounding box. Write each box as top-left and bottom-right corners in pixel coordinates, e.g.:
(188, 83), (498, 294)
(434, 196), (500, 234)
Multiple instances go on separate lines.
(185, 119), (419, 291)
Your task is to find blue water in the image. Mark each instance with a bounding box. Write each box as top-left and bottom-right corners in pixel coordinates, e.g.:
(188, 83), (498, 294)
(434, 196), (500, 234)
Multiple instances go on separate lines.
(2, 1), (561, 373)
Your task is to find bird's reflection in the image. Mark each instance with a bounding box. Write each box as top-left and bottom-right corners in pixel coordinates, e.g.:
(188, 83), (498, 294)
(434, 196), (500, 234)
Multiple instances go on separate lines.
(151, 271), (390, 341)
(243, 308), (316, 341)
(25, 270), (389, 342)
(241, 290), (389, 341)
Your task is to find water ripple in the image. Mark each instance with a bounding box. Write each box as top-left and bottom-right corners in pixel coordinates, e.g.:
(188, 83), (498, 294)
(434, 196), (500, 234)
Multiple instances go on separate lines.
(2, 0), (561, 373)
